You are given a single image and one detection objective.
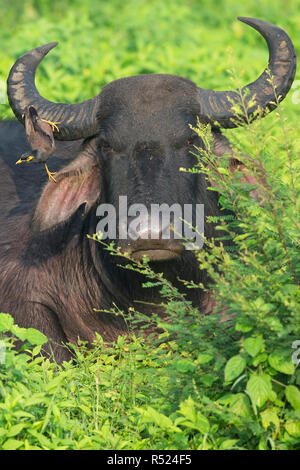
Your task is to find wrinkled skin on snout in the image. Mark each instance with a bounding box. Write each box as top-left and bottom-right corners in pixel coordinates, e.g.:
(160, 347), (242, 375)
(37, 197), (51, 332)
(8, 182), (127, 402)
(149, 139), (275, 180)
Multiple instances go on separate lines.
(1, 17), (296, 361)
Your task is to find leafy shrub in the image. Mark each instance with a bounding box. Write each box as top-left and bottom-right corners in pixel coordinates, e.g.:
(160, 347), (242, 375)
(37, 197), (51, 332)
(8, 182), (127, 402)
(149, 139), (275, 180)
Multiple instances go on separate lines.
(0, 0), (299, 451)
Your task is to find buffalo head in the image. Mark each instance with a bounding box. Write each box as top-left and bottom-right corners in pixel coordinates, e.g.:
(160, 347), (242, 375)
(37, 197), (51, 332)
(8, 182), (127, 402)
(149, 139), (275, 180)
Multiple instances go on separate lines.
(7, 17), (296, 263)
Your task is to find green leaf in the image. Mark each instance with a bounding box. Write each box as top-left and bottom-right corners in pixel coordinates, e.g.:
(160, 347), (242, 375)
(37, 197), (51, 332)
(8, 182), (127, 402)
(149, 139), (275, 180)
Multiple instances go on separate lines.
(178, 396), (197, 423)
(199, 374), (216, 386)
(260, 408), (280, 435)
(258, 437), (268, 450)
(235, 319), (253, 333)
(28, 429), (53, 448)
(196, 353), (214, 364)
(178, 397), (210, 434)
(246, 374), (273, 408)
(217, 167), (229, 176)
(219, 439), (239, 450)
(25, 328), (48, 346)
(6, 423), (26, 437)
(179, 413), (210, 434)
(244, 336), (264, 357)
(136, 406), (181, 433)
(268, 350), (295, 375)
(265, 318), (284, 334)
(0, 313), (14, 331)
(79, 404), (92, 416)
(2, 438), (23, 450)
(228, 393), (251, 417)
(252, 353), (268, 367)
(285, 420), (300, 437)
(11, 325), (28, 341)
(174, 359), (196, 373)
(234, 233), (251, 242)
(285, 385), (300, 410)
(224, 355), (246, 383)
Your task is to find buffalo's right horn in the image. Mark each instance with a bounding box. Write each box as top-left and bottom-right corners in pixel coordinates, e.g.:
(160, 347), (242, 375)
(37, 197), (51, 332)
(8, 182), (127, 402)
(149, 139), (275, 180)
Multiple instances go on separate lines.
(197, 17), (296, 128)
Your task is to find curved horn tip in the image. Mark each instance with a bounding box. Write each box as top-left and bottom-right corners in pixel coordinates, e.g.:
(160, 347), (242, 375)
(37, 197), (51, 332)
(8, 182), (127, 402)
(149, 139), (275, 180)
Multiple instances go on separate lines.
(34, 42), (59, 57)
(238, 16), (263, 24)
(237, 16), (279, 30)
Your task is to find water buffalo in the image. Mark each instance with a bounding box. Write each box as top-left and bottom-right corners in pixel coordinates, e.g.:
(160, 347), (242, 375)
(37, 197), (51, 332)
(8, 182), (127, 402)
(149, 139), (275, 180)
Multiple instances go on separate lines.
(0, 18), (296, 362)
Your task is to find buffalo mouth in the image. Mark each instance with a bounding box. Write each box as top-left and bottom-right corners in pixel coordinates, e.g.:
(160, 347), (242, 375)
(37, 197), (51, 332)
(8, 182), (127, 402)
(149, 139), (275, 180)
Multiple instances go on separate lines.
(127, 241), (185, 262)
(131, 248), (183, 262)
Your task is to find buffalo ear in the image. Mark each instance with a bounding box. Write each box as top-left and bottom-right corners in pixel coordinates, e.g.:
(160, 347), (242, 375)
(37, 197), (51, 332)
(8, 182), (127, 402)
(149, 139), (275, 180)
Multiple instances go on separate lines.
(228, 157), (262, 202)
(32, 152), (101, 232)
(212, 132), (262, 202)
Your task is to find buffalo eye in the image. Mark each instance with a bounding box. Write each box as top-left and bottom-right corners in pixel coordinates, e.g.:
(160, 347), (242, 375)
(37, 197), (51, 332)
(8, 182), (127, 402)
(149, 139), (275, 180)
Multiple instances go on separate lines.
(187, 135), (198, 146)
(101, 139), (112, 150)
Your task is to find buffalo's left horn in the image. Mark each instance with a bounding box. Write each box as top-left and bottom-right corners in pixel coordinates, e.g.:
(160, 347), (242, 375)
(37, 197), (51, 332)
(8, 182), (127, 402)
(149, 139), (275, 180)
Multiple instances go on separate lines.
(197, 17), (296, 128)
(7, 42), (100, 140)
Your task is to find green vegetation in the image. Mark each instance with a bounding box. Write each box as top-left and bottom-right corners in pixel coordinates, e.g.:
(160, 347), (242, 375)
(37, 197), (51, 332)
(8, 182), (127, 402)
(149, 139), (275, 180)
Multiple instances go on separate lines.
(0, 0), (299, 451)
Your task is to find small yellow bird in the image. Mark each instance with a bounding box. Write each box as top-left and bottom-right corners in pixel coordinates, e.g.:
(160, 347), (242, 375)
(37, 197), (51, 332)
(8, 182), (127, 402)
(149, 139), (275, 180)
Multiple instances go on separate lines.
(16, 105), (60, 182)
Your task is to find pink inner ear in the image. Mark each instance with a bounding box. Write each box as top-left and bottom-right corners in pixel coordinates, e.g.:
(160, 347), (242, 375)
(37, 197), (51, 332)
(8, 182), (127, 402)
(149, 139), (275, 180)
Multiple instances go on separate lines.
(33, 161), (100, 232)
(228, 159), (263, 203)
